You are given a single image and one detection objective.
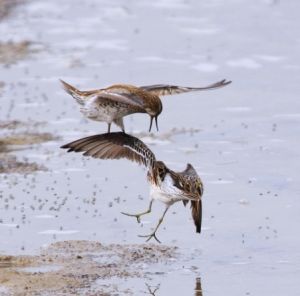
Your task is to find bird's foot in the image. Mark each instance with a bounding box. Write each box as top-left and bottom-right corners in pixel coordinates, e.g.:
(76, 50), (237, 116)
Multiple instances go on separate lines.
(121, 211), (142, 223)
(138, 232), (161, 243)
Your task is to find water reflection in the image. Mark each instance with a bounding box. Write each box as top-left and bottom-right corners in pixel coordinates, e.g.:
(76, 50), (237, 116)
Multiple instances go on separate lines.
(195, 278), (203, 296)
(146, 283), (160, 295)
(145, 277), (203, 295)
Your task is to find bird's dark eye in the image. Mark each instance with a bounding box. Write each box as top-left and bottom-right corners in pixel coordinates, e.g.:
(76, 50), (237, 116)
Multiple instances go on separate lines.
(158, 168), (165, 180)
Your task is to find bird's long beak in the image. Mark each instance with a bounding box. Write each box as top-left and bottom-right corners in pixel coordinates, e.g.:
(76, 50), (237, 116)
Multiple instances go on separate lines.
(149, 116), (159, 132)
(149, 116), (154, 132)
(155, 115), (159, 131)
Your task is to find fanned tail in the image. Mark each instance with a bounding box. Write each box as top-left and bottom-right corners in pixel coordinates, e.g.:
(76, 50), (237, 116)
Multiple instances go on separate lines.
(60, 79), (85, 105)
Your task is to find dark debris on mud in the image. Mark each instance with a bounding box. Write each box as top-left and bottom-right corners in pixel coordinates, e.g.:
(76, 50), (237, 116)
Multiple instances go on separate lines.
(0, 240), (178, 295)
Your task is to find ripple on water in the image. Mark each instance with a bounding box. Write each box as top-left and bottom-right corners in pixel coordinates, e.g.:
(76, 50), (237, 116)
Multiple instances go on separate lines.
(191, 62), (219, 72)
(17, 265), (62, 273)
(0, 223), (18, 228)
(181, 27), (220, 35)
(208, 180), (234, 185)
(253, 54), (286, 62)
(221, 107), (252, 112)
(226, 58), (262, 69)
(273, 113), (300, 120)
(34, 214), (55, 219)
(38, 230), (79, 235)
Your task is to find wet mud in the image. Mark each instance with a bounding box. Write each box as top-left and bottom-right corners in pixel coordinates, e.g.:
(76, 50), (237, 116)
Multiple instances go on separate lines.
(0, 240), (177, 295)
(0, 41), (33, 66)
(0, 121), (58, 173)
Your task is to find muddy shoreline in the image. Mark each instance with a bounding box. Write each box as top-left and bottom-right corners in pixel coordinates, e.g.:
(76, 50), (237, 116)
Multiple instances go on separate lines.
(0, 121), (58, 174)
(0, 240), (178, 295)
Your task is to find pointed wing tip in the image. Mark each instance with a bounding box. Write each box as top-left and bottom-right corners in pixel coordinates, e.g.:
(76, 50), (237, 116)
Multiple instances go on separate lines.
(60, 144), (74, 152)
(221, 79), (232, 86)
(59, 79), (70, 91)
(59, 78), (67, 85)
(59, 79), (74, 91)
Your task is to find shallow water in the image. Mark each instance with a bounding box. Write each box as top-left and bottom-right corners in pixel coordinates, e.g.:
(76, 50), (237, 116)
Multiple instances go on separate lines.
(0, 0), (300, 295)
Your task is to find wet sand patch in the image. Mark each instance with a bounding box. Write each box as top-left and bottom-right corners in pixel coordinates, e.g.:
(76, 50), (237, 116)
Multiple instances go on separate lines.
(0, 120), (45, 130)
(0, 121), (59, 174)
(0, 154), (46, 174)
(0, 132), (58, 146)
(0, 41), (35, 65)
(0, 0), (21, 20)
(0, 240), (178, 295)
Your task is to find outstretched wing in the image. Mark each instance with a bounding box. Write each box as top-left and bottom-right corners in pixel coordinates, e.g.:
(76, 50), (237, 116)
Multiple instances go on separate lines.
(61, 132), (156, 168)
(140, 79), (231, 96)
(179, 163), (204, 233)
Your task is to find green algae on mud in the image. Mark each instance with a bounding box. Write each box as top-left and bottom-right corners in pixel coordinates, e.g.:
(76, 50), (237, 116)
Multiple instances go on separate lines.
(0, 240), (178, 295)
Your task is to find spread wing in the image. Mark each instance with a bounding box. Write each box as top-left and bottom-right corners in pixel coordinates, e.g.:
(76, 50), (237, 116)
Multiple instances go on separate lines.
(61, 132), (156, 168)
(140, 79), (231, 96)
(93, 91), (146, 111)
(178, 163), (204, 233)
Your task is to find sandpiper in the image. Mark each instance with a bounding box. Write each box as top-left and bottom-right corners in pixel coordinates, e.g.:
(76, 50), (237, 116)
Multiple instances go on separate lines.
(61, 132), (204, 243)
(60, 79), (231, 133)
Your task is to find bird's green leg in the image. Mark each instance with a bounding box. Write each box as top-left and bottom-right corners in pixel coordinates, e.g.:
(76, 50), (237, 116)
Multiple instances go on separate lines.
(138, 206), (169, 243)
(121, 200), (153, 223)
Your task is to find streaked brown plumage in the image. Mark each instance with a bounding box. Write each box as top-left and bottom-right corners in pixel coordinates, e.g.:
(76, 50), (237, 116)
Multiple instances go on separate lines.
(60, 79), (231, 132)
(61, 132), (204, 243)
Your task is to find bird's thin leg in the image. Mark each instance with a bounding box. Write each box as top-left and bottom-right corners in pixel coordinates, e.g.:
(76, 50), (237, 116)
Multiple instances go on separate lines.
(107, 123), (111, 133)
(121, 200), (153, 223)
(113, 118), (125, 133)
(138, 205), (170, 243)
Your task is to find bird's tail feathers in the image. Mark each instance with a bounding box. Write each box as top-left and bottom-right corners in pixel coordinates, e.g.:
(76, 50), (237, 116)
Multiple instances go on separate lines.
(60, 79), (85, 105)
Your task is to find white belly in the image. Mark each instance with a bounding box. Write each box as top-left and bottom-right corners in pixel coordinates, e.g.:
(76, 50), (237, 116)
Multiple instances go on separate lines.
(149, 175), (185, 205)
(80, 106), (114, 122)
(80, 96), (131, 123)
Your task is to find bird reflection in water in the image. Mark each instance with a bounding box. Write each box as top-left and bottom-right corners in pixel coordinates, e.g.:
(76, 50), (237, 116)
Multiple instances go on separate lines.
(195, 277), (203, 296)
(145, 277), (203, 295)
(146, 283), (160, 295)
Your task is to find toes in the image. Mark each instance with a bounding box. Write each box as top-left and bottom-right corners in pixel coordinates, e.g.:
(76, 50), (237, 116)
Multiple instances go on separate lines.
(138, 233), (161, 243)
(153, 235), (161, 244)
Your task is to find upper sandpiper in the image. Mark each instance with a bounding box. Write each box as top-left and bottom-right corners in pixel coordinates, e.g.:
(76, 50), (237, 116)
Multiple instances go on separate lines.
(60, 79), (231, 133)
